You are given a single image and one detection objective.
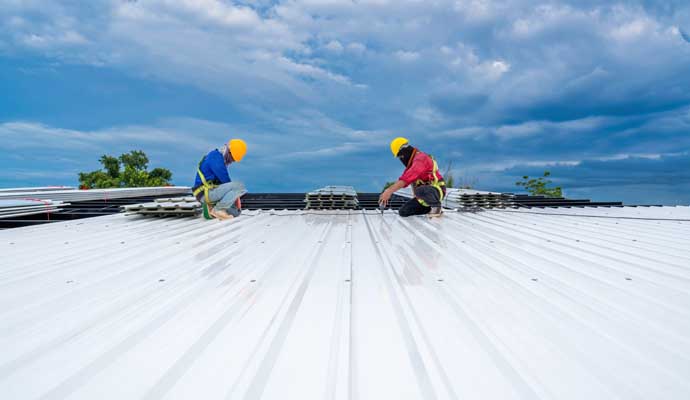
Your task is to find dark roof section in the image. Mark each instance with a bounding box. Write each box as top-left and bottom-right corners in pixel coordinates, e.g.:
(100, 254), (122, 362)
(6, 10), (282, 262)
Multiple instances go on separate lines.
(512, 194), (624, 208)
(239, 193), (408, 210)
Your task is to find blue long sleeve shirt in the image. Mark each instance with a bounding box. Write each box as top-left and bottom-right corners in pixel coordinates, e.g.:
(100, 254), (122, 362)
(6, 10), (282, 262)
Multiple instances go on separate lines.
(193, 149), (231, 188)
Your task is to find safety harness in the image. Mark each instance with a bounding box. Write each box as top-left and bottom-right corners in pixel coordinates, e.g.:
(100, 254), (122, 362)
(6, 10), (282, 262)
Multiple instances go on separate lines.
(192, 156), (218, 204)
(414, 155), (446, 207)
(192, 156), (219, 219)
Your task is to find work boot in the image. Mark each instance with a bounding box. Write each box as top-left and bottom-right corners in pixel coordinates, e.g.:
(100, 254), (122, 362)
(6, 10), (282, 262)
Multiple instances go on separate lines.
(428, 206), (443, 218)
(210, 207), (233, 221)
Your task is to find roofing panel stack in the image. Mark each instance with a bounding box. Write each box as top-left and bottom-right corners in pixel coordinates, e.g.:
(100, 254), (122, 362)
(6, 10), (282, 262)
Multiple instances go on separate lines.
(0, 186), (76, 193)
(123, 197), (201, 217)
(0, 186), (191, 202)
(443, 189), (516, 210)
(304, 185), (359, 210)
(0, 199), (68, 219)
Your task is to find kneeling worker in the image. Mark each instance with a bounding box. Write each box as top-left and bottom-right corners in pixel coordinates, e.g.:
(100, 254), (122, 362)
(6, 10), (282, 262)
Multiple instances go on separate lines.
(379, 137), (445, 217)
(193, 139), (248, 220)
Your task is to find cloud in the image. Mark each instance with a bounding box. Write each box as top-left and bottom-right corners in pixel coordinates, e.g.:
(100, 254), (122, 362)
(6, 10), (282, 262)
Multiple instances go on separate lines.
(0, 119), (229, 187)
(347, 42), (366, 53)
(1, 0), (690, 203)
(324, 40), (344, 53)
(394, 50), (419, 62)
(680, 27), (690, 43)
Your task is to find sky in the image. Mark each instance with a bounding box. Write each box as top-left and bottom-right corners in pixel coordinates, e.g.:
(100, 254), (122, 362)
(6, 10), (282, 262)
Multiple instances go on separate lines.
(1, 0), (690, 205)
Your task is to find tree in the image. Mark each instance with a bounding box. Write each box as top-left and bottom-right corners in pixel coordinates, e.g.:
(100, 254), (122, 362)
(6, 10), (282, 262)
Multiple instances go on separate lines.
(515, 171), (563, 198)
(79, 150), (173, 189)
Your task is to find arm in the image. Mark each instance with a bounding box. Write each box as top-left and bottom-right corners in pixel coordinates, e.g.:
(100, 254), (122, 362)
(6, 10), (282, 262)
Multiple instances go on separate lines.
(379, 180), (407, 206)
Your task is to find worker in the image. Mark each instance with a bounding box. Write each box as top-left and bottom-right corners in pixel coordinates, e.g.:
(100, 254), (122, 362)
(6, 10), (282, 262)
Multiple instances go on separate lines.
(379, 137), (445, 217)
(192, 139), (248, 220)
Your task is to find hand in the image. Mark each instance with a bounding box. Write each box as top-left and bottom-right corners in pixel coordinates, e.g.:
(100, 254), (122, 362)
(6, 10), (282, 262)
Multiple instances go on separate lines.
(379, 190), (392, 207)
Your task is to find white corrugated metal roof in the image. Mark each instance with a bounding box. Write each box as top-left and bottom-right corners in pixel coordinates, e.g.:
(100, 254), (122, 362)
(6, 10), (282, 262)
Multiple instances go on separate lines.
(1, 207), (690, 399)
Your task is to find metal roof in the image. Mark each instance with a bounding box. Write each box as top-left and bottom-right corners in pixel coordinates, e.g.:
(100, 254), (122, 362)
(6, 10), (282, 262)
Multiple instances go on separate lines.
(1, 207), (690, 399)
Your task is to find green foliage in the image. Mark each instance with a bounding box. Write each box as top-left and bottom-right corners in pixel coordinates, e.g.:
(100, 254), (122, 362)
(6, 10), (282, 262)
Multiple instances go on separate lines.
(119, 150), (149, 171)
(383, 181), (396, 191)
(100, 155), (120, 178)
(515, 171), (563, 198)
(79, 150), (173, 189)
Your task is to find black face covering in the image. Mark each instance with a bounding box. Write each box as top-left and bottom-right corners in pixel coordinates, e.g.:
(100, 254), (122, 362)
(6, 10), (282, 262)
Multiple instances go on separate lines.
(397, 145), (415, 167)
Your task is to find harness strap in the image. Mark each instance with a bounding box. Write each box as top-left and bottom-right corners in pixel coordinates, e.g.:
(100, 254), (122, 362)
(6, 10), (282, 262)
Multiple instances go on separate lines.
(415, 156), (445, 207)
(192, 156), (218, 206)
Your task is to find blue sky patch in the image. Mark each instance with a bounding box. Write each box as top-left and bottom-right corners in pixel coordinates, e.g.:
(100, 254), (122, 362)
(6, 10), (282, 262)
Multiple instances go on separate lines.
(1, 1), (689, 205)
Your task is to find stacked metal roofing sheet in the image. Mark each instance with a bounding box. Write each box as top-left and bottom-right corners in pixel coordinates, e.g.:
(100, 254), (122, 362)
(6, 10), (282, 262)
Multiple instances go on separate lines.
(305, 186), (359, 209)
(0, 186), (75, 193)
(443, 189), (516, 209)
(123, 197), (202, 217)
(1, 207), (689, 399)
(0, 199), (68, 219)
(0, 186), (191, 202)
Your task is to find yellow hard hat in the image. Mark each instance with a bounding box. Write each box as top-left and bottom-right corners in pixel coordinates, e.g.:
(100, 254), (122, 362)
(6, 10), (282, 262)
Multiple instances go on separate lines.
(390, 137), (409, 157)
(228, 138), (247, 162)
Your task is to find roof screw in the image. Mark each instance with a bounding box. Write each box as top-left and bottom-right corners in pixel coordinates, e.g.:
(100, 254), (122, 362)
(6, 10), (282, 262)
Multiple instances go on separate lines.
(632, 239), (637, 242)
(159, 279), (165, 282)
(66, 280), (74, 284)
(64, 242), (69, 244)
(9, 242), (14, 245)
(437, 279), (444, 282)
(120, 241), (125, 244)
(345, 279), (351, 282)
(625, 277), (632, 281)
(250, 279), (257, 282)
(531, 278), (539, 282)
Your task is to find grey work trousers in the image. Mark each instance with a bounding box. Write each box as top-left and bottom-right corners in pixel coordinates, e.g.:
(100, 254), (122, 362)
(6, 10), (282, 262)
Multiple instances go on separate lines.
(206, 182), (247, 217)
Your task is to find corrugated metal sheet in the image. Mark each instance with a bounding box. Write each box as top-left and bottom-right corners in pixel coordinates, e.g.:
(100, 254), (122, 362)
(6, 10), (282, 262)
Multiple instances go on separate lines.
(1, 207), (690, 399)
(0, 186), (191, 202)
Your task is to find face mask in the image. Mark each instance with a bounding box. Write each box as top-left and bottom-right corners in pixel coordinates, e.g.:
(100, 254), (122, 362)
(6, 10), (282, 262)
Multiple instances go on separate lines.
(397, 145), (415, 167)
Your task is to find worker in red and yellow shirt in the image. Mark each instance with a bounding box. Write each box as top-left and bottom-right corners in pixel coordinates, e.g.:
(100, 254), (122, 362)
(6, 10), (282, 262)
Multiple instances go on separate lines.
(379, 137), (445, 217)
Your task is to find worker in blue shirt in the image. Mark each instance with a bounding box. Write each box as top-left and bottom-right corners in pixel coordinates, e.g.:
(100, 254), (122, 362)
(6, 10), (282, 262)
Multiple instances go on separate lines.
(192, 139), (248, 220)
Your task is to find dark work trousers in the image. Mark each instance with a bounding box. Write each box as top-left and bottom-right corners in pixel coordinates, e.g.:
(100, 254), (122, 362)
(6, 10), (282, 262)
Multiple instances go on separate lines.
(399, 185), (442, 217)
